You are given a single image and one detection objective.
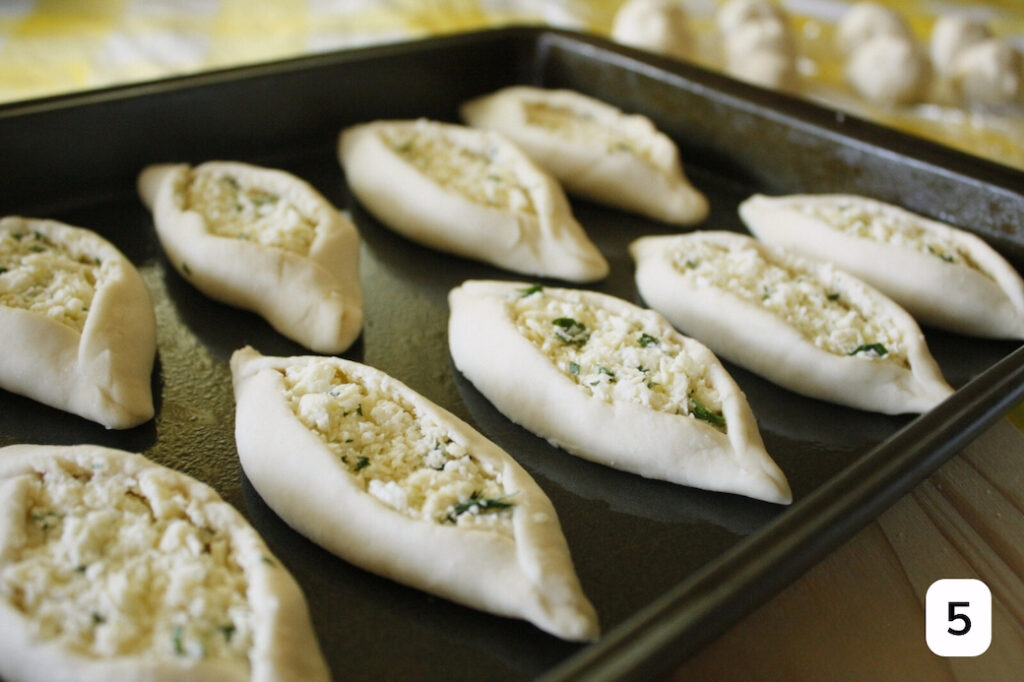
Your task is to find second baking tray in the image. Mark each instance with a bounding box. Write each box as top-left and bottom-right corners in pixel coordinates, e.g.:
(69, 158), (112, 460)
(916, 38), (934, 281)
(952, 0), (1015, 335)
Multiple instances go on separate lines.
(2, 27), (1023, 682)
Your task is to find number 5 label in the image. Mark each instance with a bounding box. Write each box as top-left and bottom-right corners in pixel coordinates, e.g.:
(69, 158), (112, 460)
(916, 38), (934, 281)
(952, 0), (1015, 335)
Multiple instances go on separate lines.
(926, 579), (992, 657)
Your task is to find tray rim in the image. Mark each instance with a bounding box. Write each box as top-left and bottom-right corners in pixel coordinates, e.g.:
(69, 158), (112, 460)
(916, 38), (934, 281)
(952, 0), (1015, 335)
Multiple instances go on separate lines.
(2, 25), (1024, 681)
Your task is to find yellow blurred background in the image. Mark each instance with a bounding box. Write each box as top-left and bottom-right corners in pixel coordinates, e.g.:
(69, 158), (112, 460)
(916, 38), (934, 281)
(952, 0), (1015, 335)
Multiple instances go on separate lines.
(1, 1), (1022, 171)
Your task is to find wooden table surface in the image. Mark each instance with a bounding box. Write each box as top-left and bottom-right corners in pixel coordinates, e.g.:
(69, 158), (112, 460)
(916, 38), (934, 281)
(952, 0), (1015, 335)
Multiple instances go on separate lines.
(672, 416), (1024, 680)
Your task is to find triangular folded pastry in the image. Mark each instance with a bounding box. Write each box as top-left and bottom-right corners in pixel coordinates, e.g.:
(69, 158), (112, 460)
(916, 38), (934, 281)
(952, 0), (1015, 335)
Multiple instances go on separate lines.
(460, 86), (709, 225)
(230, 346), (599, 641)
(138, 161), (363, 354)
(0, 444), (329, 682)
(447, 280), (791, 505)
(631, 231), (954, 414)
(338, 119), (609, 282)
(0, 217), (155, 428)
(739, 193), (1024, 339)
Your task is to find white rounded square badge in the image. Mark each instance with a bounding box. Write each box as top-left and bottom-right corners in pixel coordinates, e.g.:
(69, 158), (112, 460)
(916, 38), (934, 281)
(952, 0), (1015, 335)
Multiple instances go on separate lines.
(925, 579), (992, 657)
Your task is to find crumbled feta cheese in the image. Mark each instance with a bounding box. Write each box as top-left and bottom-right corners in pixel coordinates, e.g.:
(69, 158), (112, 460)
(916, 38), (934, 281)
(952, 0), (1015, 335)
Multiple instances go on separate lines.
(281, 361), (514, 534)
(0, 229), (101, 332)
(182, 169), (317, 254)
(521, 102), (655, 161)
(0, 463), (254, 666)
(510, 287), (726, 430)
(801, 199), (983, 273)
(381, 124), (538, 216)
(670, 237), (909, 367)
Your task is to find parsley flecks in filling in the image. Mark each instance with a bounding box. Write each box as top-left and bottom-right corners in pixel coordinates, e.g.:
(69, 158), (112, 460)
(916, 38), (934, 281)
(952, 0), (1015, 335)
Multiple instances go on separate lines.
(281, 361), (514, 533)
(670, 239), (910, 369)
(382, 126), (537, 215)
(1, 465), (254, 664)
(800, 200), (987, 276)
(511, 289), (726, 431)
(181, 169), (318, 255)
(0, 228), (101, 332)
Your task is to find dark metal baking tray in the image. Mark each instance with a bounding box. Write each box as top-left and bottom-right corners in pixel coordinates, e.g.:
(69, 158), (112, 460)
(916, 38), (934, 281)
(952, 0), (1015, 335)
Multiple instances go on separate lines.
(2, 27), (1023, 681)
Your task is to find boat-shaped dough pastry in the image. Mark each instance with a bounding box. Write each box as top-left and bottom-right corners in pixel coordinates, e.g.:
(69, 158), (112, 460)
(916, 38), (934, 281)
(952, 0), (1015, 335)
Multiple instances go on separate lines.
(230, 346), (598, 641)
(739, 193), (1024, 339)
(631, 231), (954, 414)
(0, 444), (329, 682)
(448, 280), (791, 504)
(0, 217), (155, 429)
(460, 86), (709, 226)
(138, 161), (363, 354)
(338, 119), (608, 282)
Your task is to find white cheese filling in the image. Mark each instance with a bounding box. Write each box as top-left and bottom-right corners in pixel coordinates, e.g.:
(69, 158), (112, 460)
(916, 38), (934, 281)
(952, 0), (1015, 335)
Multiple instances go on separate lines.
(670, 238), (909, 367)
(800, 199), (986, 275)
(0, 229), (101, 332)
(381, 125), (537, 216)
(181, 169), (318, 255)
(510, 286), (726, 431)
(522, 101), (655, 162)
(281, 361), (514, 534)
(0, 460), (254, 666)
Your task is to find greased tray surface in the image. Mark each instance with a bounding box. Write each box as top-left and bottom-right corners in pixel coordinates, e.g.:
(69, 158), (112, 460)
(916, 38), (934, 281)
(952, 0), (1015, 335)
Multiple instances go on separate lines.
(2, 28), (1024, 682)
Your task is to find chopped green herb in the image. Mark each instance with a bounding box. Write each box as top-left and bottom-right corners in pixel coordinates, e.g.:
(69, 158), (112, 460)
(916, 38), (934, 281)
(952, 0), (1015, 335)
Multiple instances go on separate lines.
(826, 292), (840, 301)
(612, 141), (632, 153)
(31, 510), (62, 529)
(598, 366), (617, 382)
(93, 257), (101, 265)
(353, 456), (370, 472)
(74, 564), (87, 574)
(220, 175), (240, 190)
(0, 267), (7, 275)
(356, 403), (363, 417)
(761, 286), (773, 300)
(552, 317), (590, 346)
(395, 140), (414, 153)
(221, 624), (236, 642)
(28, 245), (45, 253)
(453, 491), (515, 517)
(848, 343), (888, 357)
(927, 245), (955, 263)
(638, 333), (660, 348)
(568, 361), (580, 375)
(33, 230), (44, 241)
(181, 262), (192, 277)
(91, 612), (106, 625)
(518, 283), (543, 297)
(685, 258), (699, 269)
(637, 365), (649, 373)
(173, 626), (186, 656)
(250, 191), (278, 206)
(11, 232), (23, 241)
(261, 555), (276, 567)
(647, 381), (660, 389)
(689, 394), (726, 428)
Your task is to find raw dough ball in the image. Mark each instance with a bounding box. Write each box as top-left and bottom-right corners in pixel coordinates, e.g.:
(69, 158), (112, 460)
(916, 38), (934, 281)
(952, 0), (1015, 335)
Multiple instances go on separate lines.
(845, 34), (930, 105)
(930, 14), (992, 78)
(611, 0), (692, 60)
(951, 39), (1022, 105)
(836, 1), (913, 56)
(716, 0), (786, 35)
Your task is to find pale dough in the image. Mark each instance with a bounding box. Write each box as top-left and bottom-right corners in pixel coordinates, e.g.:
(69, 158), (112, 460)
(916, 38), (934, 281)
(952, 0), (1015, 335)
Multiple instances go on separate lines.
(0, 217), (155, 429)
(138, 161), (363, 354)
(460, 86), (709, 225)
(631, 231), (954, 415)
(338, 119), (608, 282)
(230, 346), (599, 641)
(740, 193), (1024, 339)
(0, 443), (329, 682)
(447, 280), (792, 504)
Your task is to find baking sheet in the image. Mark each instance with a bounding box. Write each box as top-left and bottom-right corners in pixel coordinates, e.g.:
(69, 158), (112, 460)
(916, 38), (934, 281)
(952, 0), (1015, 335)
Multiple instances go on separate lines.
(1, 27), (1023, 681)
